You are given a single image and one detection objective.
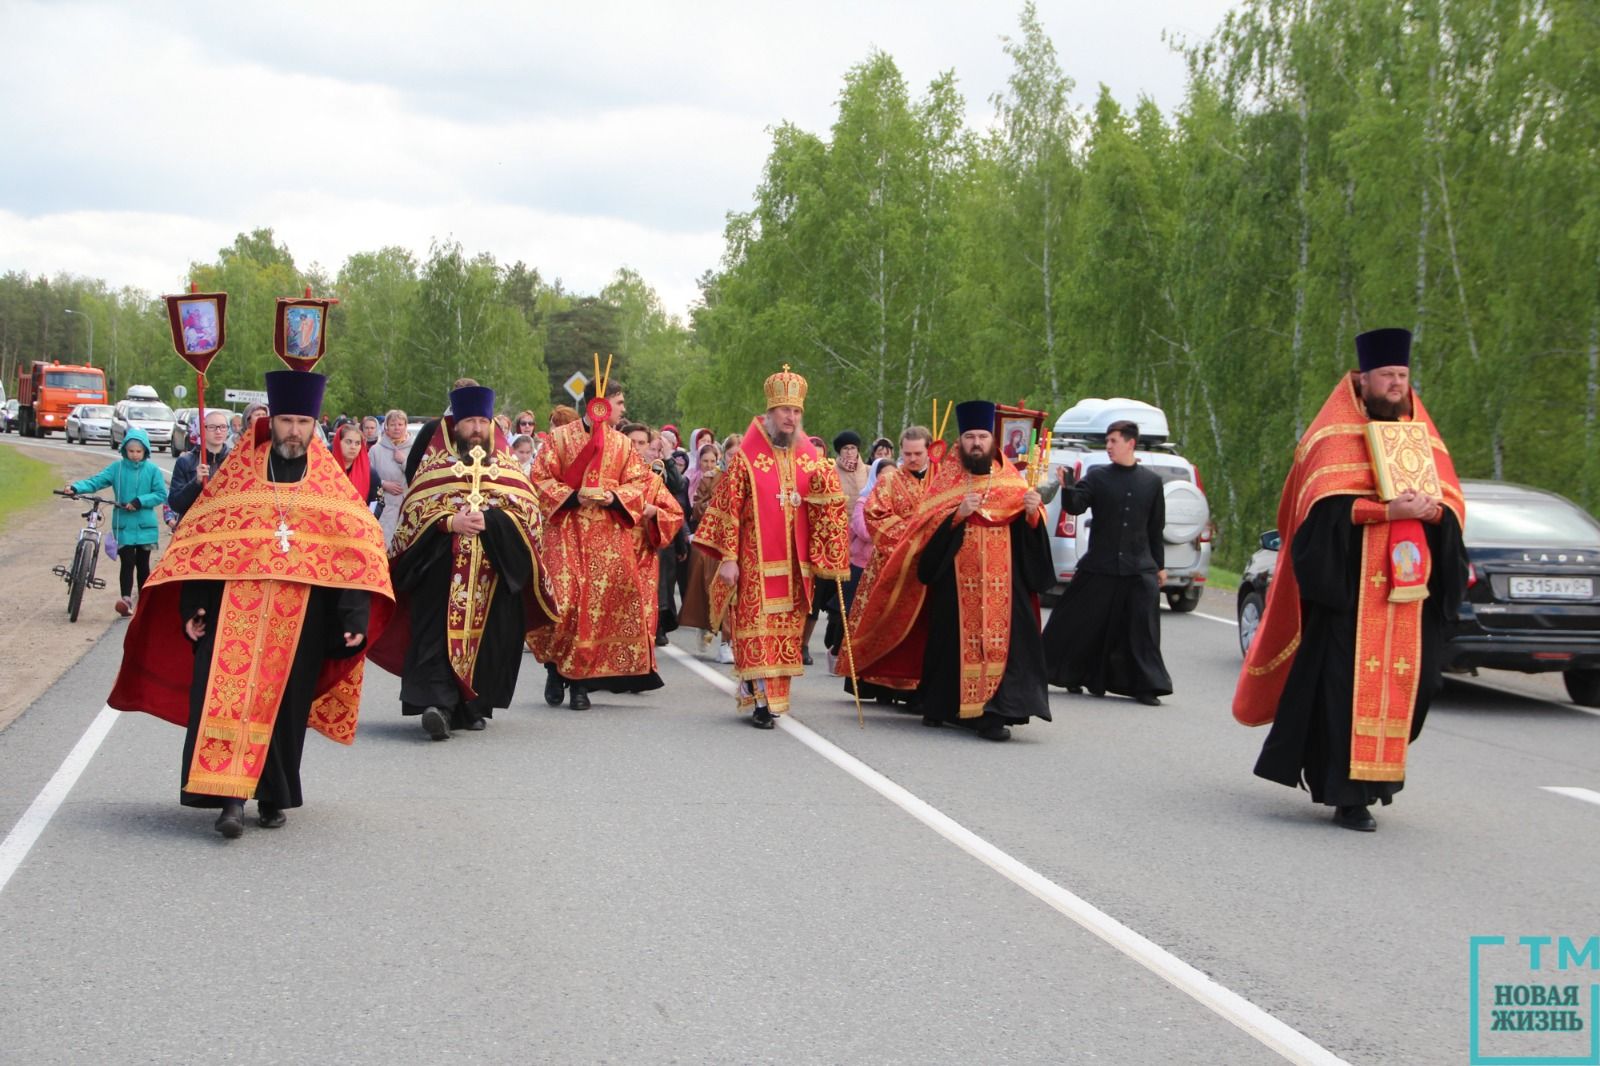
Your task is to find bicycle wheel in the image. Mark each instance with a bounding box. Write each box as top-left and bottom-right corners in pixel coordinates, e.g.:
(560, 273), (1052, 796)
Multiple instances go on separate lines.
(67, 538), (96, 622)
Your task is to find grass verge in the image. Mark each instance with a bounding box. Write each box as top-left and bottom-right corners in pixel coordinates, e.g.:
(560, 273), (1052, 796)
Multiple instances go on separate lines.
(0, 446), (62, 534)
(1205, 566), (1241, 593)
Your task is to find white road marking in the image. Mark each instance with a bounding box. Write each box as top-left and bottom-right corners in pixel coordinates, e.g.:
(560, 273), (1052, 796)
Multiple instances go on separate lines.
(0, 704), (119, 896)
(662, 644), (1351, 1066)
(1191, 610), (1240, 627)
(1542, 787), (1600, 808)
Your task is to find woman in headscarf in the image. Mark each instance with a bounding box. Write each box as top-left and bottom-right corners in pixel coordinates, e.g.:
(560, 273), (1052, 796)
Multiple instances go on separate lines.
(679, 441), (732, 660)
(369, 408), (412, 544)
(335, 421), (382, 515)
(869, 436), (895, 464)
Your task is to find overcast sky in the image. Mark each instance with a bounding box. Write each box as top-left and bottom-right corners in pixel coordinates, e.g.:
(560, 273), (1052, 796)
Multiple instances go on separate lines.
(1, 0), (1237, 319)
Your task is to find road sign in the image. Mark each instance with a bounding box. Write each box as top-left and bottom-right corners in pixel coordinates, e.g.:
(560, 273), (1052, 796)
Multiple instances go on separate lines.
(224, 388), (268, 405)
(563, 372), (589, 403)
(172, 385), (188, 399)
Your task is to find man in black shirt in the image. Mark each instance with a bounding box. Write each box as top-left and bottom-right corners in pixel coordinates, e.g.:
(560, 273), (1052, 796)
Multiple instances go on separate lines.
(1041, 419), (1173, 705)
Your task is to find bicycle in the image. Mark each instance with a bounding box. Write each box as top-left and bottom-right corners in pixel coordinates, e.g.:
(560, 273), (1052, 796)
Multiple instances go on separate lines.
(51, 490), (112, 622)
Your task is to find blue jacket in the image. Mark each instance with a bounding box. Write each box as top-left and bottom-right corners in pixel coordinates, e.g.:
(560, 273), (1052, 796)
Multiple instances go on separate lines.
(70, 427), (169, 548)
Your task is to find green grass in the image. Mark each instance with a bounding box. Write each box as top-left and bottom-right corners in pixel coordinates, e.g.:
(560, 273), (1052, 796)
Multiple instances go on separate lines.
(1205, 566), (1241, 593)
(0, 446), (63, 534)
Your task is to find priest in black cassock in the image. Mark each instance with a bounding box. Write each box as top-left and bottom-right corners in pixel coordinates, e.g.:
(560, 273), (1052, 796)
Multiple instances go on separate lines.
(369, 384), (558, 740)
(847, 401), (1053, 741)
(1237, 328), (1467, 831)
(1042, 419), (1173, 705)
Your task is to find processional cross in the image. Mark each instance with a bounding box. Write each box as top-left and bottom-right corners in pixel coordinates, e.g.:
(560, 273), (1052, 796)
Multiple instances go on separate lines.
(451, 445), (501, 512)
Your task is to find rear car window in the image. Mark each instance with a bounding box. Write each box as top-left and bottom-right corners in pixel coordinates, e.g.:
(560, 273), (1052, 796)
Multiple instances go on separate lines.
(127, 404), (173, 421)
(1465, 496), (1600, 548)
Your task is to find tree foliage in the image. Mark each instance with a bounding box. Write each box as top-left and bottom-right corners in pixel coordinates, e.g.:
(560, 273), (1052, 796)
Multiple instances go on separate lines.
(684, 0), (1600, 565)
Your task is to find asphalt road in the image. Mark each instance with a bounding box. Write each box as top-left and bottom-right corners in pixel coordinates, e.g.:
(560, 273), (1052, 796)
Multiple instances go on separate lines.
(1, 590), (1597, 1064)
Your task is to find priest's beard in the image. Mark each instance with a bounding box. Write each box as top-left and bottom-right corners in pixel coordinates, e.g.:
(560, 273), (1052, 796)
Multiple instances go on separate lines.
(764, 415), (793, 449)
(1363, 394), (1410, 422)
(271, 436), (306, 461)
(455, 429), (490, 453)
(960, 443), (996, 475)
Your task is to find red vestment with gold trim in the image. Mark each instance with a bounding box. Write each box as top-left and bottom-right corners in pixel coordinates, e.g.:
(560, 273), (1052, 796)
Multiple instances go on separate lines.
(1235, 372), (1465, 782)
(108, 422), (395, 800)
(528, 418), (677, 687)
(693, 418), (850, 713)
(845, 455), (1044, 716)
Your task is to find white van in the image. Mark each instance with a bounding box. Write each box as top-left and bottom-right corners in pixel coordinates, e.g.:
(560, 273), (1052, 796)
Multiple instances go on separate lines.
(1041, 398), (1213, 612)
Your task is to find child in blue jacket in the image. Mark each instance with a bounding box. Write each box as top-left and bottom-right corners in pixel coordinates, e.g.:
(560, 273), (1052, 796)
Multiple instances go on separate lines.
(65, 426), (169, 616)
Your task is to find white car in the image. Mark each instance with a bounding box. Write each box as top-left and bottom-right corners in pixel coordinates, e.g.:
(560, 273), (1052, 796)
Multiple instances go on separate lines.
(65, 404), (115, 445)
(1041, 398), (1213, 612)
(109, 398), (175, 449)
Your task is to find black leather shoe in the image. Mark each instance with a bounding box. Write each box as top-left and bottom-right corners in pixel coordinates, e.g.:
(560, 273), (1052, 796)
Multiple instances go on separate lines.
(464, 717), (487, 731)
(569, 685), (591, 711)
(257, 803), (286, 829)
(1064, 684), (1083, 694)
(751, 705), (775, 729)
(421, 707), (451, 741)
(214, 801), (244, 839)
(1135, 693), (1162, 706)
(544, 672), (565, 706)
(1333, 805), (1377, 832)
(654, 632), (669, 647)
(976, 724), (1012, 742)
(802, 650), (814, 666)
(921, 715), (943, 728)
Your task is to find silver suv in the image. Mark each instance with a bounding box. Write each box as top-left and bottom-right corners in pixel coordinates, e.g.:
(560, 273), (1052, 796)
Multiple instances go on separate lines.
(1041, 398), (1213, 612)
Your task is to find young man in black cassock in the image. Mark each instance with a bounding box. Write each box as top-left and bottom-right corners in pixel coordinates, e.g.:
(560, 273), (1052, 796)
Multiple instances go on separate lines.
(1041, 419), (1173, 705)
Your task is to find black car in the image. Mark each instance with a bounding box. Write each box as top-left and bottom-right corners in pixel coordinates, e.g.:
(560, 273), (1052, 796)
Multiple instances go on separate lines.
(1237, 480), (1600, 706)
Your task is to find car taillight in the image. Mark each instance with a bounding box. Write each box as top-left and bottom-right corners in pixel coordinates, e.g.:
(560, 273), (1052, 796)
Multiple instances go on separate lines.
(1191, 462), (1205, 493)
(1467, 563), (1477, 589)
(1056, 511), (1075, 538)
(1199, 520), (1214, 544)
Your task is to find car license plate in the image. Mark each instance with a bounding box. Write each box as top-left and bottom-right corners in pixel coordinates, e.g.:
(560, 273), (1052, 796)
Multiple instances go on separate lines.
(1509, 576), (1594, 599)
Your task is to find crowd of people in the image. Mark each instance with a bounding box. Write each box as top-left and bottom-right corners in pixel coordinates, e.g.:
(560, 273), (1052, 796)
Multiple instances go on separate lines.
(78, 326), (1464, 840)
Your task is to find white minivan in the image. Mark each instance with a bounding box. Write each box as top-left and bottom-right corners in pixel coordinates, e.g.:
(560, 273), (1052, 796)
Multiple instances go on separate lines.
(1041, 398), (1213, 612)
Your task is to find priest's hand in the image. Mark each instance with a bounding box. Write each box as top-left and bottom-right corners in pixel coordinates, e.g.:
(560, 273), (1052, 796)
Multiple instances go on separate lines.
(1388, 491), (1440, 522)
(1158, 569), (1168, 586)
(643, 502), (659, 521)
(185, 609), (207, 642)
(956, 492), (982, 519)
(342, 631), (365, 648)
(450, 507), (487, 536)
(1023, 489), (1041, 513)
(716, 559), (739, 587)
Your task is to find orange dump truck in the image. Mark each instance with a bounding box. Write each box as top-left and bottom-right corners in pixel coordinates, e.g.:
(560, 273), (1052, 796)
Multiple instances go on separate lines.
(16, 360), (107, 437)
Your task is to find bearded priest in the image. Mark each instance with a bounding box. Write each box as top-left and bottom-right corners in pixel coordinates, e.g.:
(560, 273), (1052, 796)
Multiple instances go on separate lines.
(369, 383), (558, 740)
(845, 401), (1054, 741)
(108, 370), (395, 838)
(693, 366), (851, 728)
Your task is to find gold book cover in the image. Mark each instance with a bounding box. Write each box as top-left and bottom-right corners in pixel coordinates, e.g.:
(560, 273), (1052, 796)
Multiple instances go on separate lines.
(1364, 421), (1442, 501)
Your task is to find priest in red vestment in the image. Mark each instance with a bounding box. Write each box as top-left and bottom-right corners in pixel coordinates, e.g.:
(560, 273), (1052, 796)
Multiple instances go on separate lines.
(107, 370), (395, 839)
(527, 381), (675, 710)
(844, 401), (1053, 741)
(1238, 328), (1468, 831)
(693, 366), (851, 727)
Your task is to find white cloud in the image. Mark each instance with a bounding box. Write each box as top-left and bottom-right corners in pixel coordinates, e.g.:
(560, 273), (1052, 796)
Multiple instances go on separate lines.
(1, 0), (1237, 320)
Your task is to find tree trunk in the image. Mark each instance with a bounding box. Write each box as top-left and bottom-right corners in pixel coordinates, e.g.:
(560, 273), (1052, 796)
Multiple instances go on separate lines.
(1289, 84), (1311, 436)
(1040, 176), (1060, 403)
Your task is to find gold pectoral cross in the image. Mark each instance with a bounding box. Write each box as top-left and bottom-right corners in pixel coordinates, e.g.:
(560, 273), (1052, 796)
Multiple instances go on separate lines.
(451, 445), (501, 513)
